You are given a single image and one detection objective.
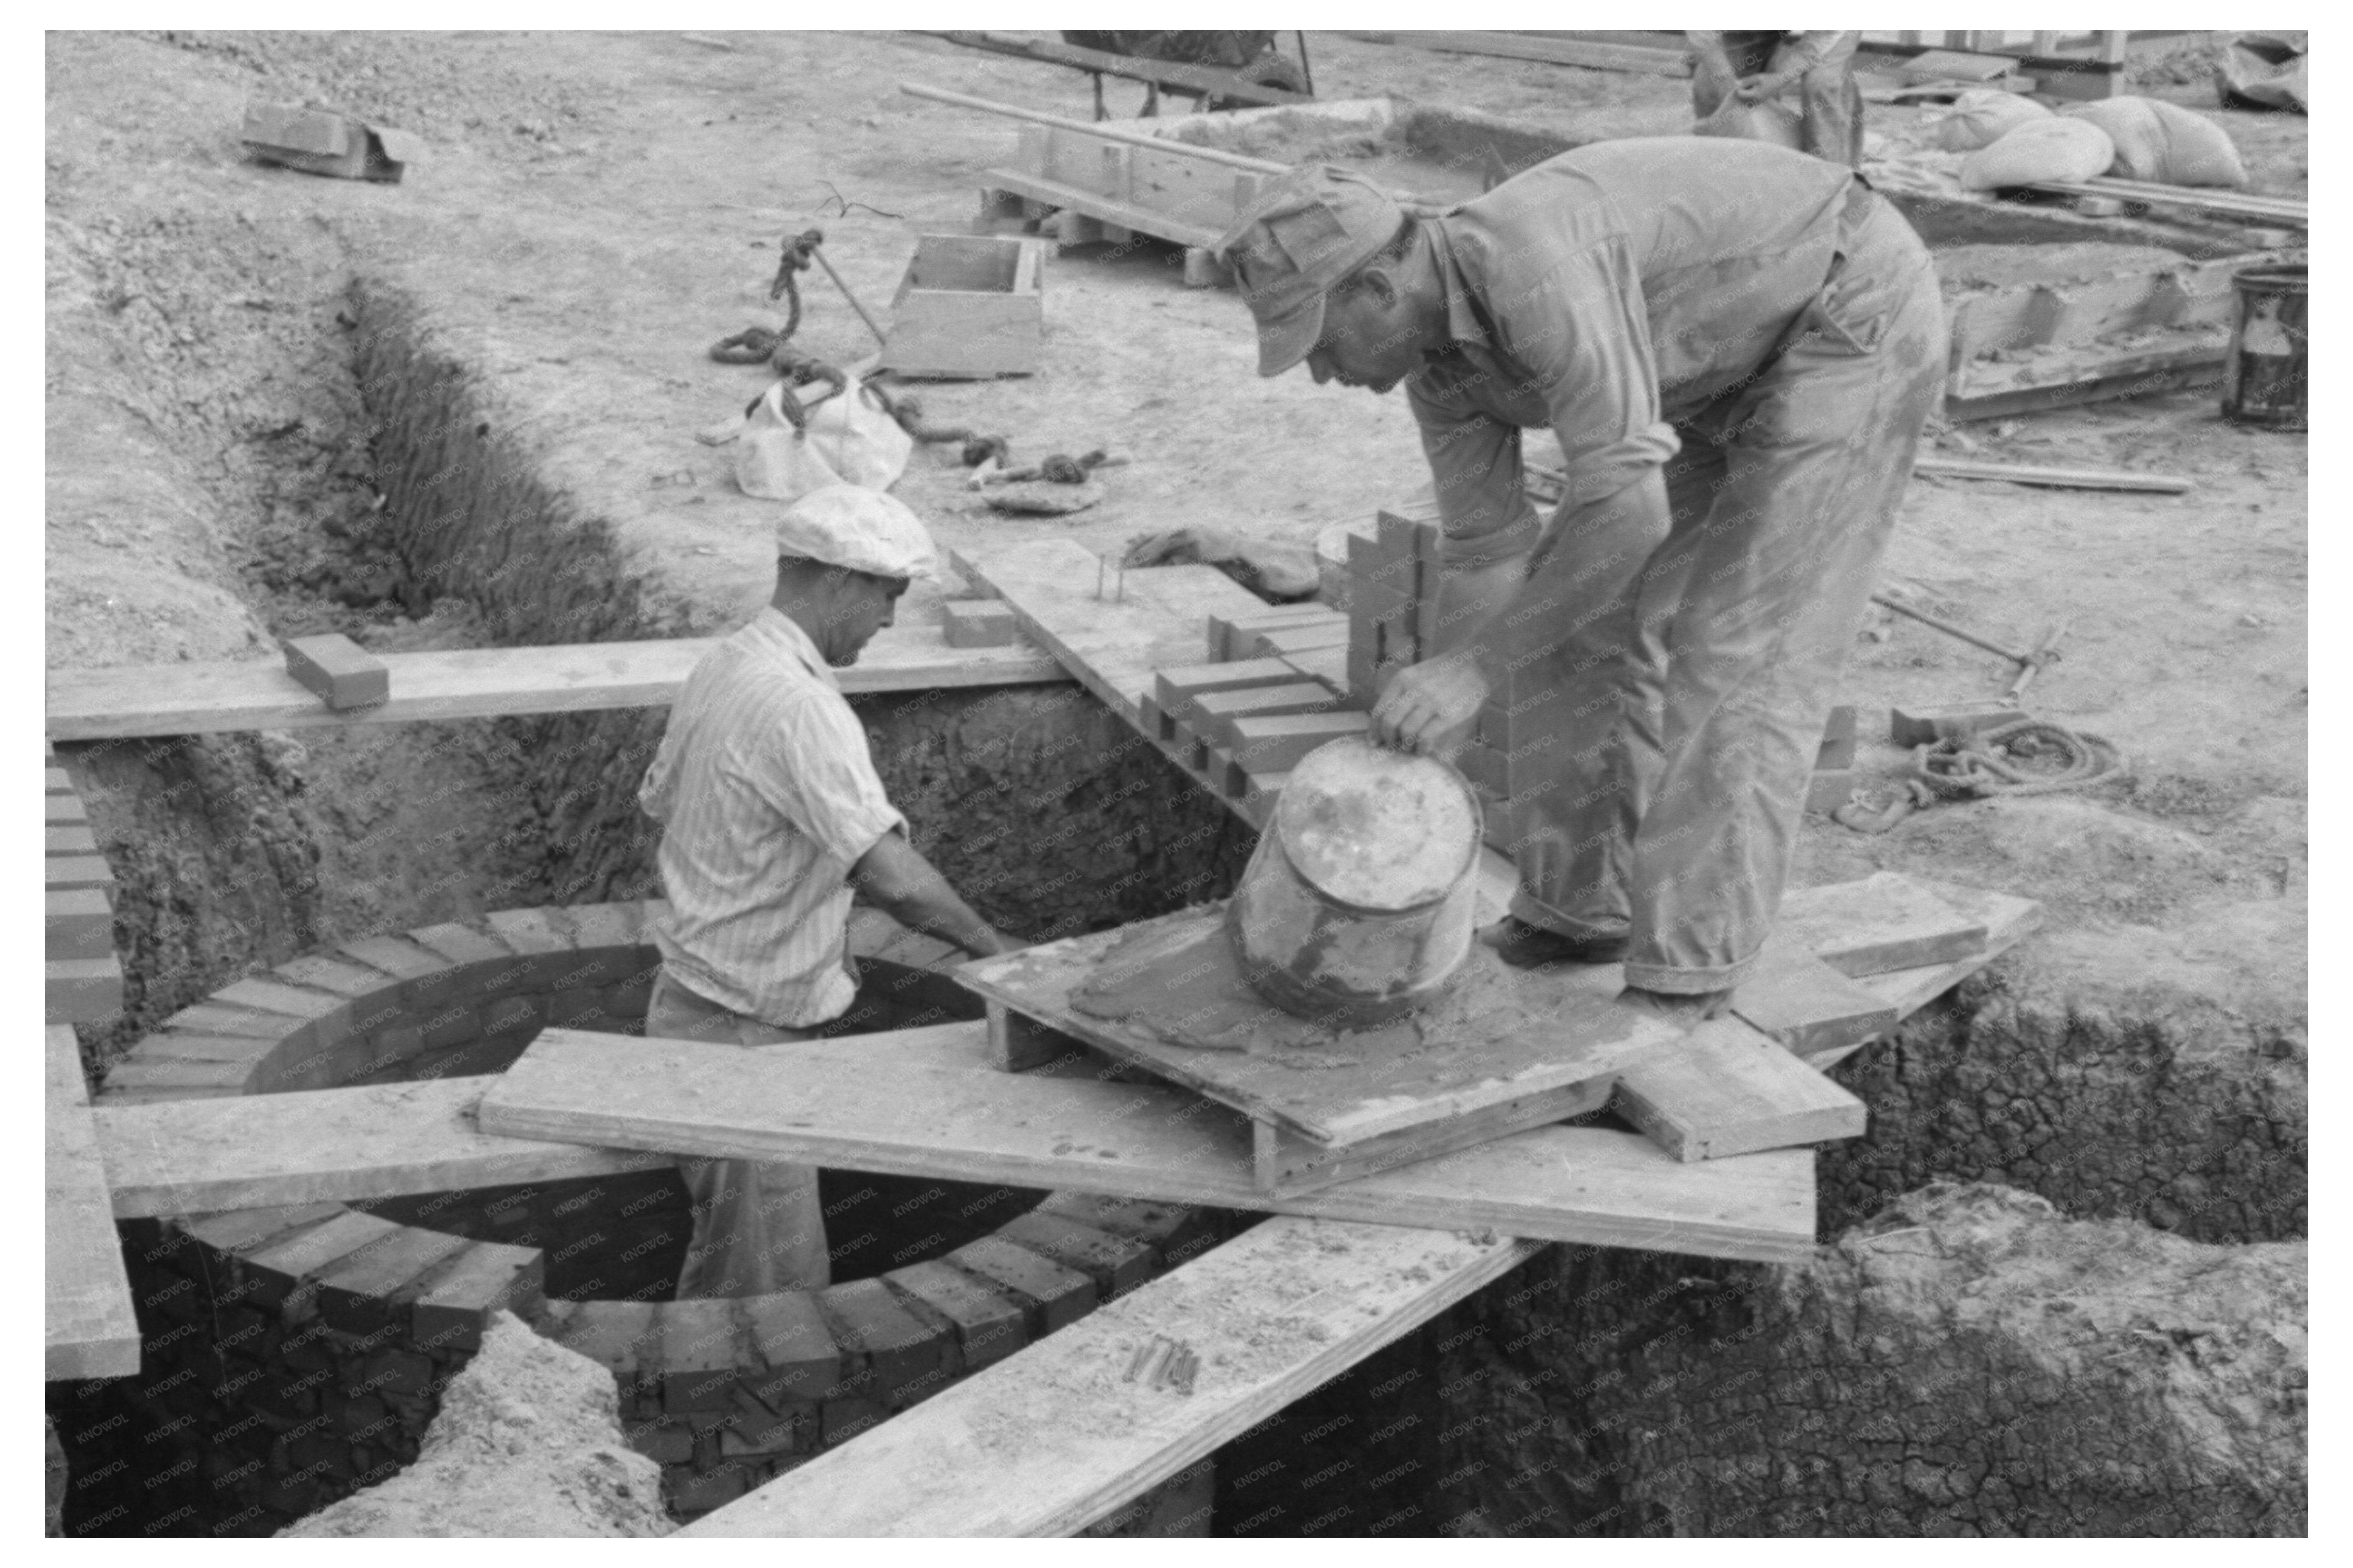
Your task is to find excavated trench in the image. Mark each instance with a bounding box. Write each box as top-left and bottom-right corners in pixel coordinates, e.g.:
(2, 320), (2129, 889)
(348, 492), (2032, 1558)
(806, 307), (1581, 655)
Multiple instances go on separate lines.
(52, 271), (2304, 1539)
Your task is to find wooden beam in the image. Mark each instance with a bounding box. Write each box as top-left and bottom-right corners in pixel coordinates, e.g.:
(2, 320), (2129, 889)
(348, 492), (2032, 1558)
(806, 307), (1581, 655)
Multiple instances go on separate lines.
(47, 1026), (140, 1380)
(2021, 177), (2307, 228)
(477, 1026), (1819, 1262)
(924, 30), (1313, 108)
(685, 1216), (1536, 1537)
(1610, 1018), (1867, 1164)
(1343, 30), (1692, 77)
(1914, 457), (2194, 493)
(93, 1076), (670, 1218)
(44, 624), (1068, 740)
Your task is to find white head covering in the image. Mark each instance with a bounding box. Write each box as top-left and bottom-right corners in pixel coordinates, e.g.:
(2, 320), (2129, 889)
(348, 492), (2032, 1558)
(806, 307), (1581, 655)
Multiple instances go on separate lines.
(774, 484), (937, 580)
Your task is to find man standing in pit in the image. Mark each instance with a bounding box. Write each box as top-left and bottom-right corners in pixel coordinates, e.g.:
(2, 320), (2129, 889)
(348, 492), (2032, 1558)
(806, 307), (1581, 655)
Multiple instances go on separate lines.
(638, 484), (1011, 1297)
(1212, 140), (1944, 1024)
(1688, 29), (1867, 166)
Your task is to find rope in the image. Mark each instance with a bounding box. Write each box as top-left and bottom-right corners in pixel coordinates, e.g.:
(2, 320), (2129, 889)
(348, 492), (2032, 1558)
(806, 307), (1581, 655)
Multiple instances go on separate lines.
(866, 387), (1011, 469)
(1912, 717), (2129, 800)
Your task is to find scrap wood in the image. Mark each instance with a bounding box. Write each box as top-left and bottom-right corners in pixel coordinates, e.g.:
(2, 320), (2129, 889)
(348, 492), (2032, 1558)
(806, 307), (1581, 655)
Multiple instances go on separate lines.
(923, 30), (1313, 109)
(1913, 456), (2192, 493)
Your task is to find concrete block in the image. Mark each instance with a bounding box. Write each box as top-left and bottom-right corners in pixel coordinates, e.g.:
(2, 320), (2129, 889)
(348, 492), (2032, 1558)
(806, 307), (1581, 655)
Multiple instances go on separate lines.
(660, 1297), (747, 1413)
(942, 599), (1018, 647)
(1817, 703), (1858, 770)
(408, 1241), (544, 1354)
(948, 1235), (1095, 1334)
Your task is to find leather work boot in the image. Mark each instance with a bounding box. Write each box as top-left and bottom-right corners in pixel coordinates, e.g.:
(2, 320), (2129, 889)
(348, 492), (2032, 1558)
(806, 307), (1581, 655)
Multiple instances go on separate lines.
(1479, 917), (1631, 969)
(1617, 985), (1738, 1030)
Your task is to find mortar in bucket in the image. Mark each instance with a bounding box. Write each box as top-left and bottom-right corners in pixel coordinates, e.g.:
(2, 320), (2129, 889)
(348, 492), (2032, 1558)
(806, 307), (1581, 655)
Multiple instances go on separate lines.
(2223, 262), (2307, 431)
(1224, 735), (1483, 1026)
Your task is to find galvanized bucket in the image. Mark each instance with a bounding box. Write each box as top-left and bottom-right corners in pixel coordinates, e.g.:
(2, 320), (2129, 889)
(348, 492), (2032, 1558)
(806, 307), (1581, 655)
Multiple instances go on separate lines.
(1224, 736), (1483, 1026)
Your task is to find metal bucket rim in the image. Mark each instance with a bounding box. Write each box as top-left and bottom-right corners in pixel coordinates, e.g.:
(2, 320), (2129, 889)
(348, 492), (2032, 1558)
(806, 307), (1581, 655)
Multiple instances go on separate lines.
(2235, 263), (2307, 293)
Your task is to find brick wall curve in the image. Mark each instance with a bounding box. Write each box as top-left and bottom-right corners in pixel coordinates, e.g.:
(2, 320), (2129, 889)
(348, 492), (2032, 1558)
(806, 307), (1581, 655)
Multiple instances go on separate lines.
(100, 901), (1215, 1528)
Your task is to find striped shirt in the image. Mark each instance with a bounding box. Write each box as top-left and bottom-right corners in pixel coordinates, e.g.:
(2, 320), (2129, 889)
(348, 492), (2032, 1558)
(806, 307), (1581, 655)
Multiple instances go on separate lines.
(638, 607), (904, 1028)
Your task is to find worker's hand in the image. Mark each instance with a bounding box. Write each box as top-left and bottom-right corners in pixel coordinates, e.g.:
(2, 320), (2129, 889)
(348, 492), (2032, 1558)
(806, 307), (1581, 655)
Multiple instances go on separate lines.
(1371, 651), (1489, 761)
(1735, 71), (1792, 103)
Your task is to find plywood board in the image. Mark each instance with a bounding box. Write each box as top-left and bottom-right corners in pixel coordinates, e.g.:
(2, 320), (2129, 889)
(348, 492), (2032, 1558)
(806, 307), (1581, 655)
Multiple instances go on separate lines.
(45, 625), (1067, 740)
(94, 1076), (669, 1218)
(47, 1026), (140, 1379)
(955, 905), (1680, 1147)
(1611, 1019), (1867, 1163)
(477, 1026), (1815, 1261)
(1776, 873), (1988, 978)
(683, 1218), (1539, 1538)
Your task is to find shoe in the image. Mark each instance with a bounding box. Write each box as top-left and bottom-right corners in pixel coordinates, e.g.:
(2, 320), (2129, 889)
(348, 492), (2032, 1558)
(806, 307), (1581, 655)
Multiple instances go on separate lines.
(1617, 985), (1737, 1029)
(1480, 918), (1631, 969)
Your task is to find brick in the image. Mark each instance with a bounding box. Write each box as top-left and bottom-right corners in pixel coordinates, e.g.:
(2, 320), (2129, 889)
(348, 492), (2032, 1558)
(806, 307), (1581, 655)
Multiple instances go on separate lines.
(1153, 657), (1305, 719)
(820, 1395), (889, 1448)
(215, 975), (346, 1021)
(164, 1002), (302, 1040)
(547, 987), (608, 1027)
(947, 1236), (1095, 1334)
(625, 1416), (698, 1464)
(405, 920), (514, 972)
(551, 1298), (662, 1402)
(333, 1394), (393, 1443)
(45, 955), (122, 1024)
(1186, 681), (1343, 748)
(408, 1240), (544, 1354)
(418, 1005), (481, 1051)
(348, 1346), (436, 1401)
(272, 952), (398, 1003)
(660, 1297), (747, 1413)
(125, 1033), (271, 1068)
(44, 792), (88, 824)
(666, 1462), (752, 1514)
(101, 1056), (254, 1095)
(1816, 703), (1858, 770)
(487, 906), (573, 955)
(996, 1211), (1158, 1297)
(942, 599), (1017, 647)
(314, 1226), (475, 1335)
(818, 1278), (952, 1400)
(47, 824), (99, 857)
(44, 853), (117, 893)
(243, 1210), (409, 1320)
(744, 1291), (848, 1403)
(1246, 622), (1351, 661)
(284, 1430), (355, 1485)
(1229, 711), (1369, 774)
(181, 1203), (348, 1269)
(1804, 768), (1855, 815)
(885, 1261), (1027, 1371)
(335, 933), (453, 994)
(482, 991), (544, 1034)
(565, 901), (649, 953)
(1889, 699), (2021, 747)
(46, 765), (74, 794)
(1031, 1191), (1208, 1257)
(283, 632), (389, 709)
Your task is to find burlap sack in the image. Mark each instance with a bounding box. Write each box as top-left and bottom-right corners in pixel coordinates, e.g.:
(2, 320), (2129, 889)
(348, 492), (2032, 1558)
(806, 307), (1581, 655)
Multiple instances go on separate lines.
(733, 375), (913, 503)
(1692, 93), (1805, 150)
(1959, 116), (2117, 190)
(1934, 89), (2051, 152)
(2063, 96), (2248, 187)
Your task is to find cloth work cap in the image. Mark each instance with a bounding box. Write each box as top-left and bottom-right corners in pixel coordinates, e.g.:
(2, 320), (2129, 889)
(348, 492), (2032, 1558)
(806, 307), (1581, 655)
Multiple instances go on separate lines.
(774, 484), (937, 580)
(1214, 164), (1405, 377)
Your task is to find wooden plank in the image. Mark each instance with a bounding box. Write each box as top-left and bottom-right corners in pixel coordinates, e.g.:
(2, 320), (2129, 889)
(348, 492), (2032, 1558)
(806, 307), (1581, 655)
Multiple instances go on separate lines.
(1730, 940), (1900, 1061)
(1914, 456), (2193, 493)
(1612, 1018), (1867, 1163)
(954, 541), (1268, 727)
(925, 31), (1313, 109)
(1779, 874), (1988, 978)
(92, 1076), (670, 1218)
(2022, 178), (2306, 226)
(478, 1026), (1816, 1261)
(44, 625), (1068, 741)
(979, 166), (1224, 252)
(1830, 882), (2045, 1060)
(47, 1026), (139, 1380)
(1944, 350), (2229, 423)
(956, 906), (1682, 1149)
(1251, 1076), (1610, 1195)
(683, 1218), (1542, 1538)
(1354, 30), (1691, 77)
(1945, 253), (2248, 361)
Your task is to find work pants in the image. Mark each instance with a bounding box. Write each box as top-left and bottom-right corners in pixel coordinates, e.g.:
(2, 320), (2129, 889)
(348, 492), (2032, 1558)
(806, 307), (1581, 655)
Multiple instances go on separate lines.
(1690, 32), (1866, 167)
(1503, 188), (1945, 995)
(643, 970), (831, 1297)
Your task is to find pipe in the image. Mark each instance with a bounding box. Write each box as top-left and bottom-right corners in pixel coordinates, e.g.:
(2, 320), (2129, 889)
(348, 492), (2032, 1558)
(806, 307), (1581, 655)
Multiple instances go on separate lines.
(898, 81), (1290, 174)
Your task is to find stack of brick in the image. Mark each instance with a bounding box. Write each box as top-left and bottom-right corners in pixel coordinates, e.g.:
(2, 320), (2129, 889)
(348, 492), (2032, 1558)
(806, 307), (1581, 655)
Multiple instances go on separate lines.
(46, 744), (124, 1026)
(546, 1193), (1217, 1521)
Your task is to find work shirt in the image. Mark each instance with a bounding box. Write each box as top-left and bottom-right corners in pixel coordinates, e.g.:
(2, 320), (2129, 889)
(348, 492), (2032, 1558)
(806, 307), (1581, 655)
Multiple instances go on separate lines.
(639, 607), (905, 1028)
(1405, 138), (1856, 566)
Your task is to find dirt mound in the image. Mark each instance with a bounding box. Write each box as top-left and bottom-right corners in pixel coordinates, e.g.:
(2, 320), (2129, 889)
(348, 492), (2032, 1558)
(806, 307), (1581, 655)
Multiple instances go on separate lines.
(1438, 1182), (2306, 1536)
(279, 1312), (673, 1538)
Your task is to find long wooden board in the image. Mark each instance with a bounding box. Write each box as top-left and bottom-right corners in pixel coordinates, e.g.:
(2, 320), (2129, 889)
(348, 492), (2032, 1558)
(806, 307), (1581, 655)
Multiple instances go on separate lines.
(93, 1076), (670, 1218)
(926, 30), (1314, 108)
(47, 1026), (139, 1380)
(44, 624), (1068, 740)
(956, 906), (1682, 1148)
(685, 1216), (1537, 1538)
(1344, 30), (1693, 77)
(476, 1026), (1817, 1262)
